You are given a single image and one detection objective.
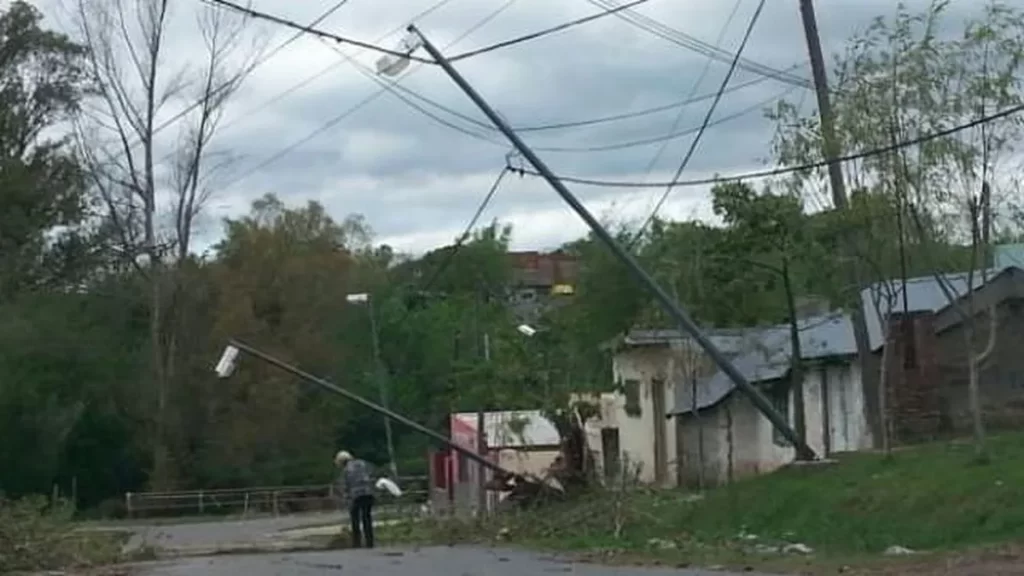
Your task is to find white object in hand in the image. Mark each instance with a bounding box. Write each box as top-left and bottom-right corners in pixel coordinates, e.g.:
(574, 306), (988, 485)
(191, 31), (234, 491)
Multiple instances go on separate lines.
(376, 477), (402, 497)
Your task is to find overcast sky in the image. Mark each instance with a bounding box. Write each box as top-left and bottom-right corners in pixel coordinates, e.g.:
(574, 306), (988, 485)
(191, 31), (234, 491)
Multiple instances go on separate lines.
(38, 0), (978, 256)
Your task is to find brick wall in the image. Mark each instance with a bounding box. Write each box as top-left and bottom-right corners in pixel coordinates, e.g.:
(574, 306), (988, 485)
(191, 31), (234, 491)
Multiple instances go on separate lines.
(884, 313), (943, 444)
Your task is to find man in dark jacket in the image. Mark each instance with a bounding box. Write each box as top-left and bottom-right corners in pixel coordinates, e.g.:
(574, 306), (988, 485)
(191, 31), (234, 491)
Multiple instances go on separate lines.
(334, 450), (376, 548)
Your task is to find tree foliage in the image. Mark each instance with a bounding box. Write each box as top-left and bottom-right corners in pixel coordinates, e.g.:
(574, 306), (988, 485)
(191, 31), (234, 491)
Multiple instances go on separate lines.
(3, 0), (1023, 512)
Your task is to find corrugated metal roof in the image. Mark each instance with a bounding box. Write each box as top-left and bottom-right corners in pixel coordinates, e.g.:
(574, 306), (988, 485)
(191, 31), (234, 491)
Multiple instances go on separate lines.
(669, 313), (856, 416)
(452, 410), (560, 448)
(860, 268), (999, 349)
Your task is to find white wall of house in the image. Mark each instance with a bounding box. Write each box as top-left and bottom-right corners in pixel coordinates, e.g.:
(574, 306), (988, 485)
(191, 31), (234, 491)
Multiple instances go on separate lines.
(575, 347), (679, 486)
(677, 360), (871, 487)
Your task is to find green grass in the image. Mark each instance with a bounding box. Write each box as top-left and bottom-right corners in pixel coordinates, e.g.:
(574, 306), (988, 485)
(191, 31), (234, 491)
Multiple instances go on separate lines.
(376, 432), (1024, 564)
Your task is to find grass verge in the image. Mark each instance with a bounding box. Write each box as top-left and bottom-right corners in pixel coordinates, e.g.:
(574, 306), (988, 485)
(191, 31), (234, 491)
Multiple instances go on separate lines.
(369, 432), (1024, 573)
(1, 497), (128, 574)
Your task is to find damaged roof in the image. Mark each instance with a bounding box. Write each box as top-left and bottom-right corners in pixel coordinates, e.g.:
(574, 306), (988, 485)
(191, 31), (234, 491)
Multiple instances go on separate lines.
(668, 312), (856, 417)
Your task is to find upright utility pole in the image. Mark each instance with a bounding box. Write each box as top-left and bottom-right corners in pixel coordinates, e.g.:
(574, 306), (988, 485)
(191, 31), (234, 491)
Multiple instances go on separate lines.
(367, 298), (399, 479)
(476, 332), (490, 516)
(798, 0), (881, 446)
(406, 24), (815, 460)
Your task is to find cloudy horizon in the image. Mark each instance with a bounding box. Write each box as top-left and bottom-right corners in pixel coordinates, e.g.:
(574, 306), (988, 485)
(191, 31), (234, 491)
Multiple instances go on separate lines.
(36, 0), (978, 257)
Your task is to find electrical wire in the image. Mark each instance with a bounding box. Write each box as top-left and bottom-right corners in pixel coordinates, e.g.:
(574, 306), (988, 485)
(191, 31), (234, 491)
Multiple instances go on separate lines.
(216, 0), (460, 135)
(330, 30), (795, 155)
(219, 0), (518, 189)
(380, 60), (807, 134)
(637, 0), (744, 181)
(204, 0), (651, 67)
(631, 0), (768, 241)
(146, 0), (355, 142)
(505, 103), (1024, 189)
(447, 0), (650, 62)
(530, 86), (797, 153)
(587, 0), (811, 90)
(415, 168), (511, 293)
(203, 0), (435, 63)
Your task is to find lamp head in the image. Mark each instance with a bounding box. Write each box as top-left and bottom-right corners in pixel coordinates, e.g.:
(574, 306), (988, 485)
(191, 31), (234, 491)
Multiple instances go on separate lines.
(214, 345), (240, 379)
(517, 324), (537, 337)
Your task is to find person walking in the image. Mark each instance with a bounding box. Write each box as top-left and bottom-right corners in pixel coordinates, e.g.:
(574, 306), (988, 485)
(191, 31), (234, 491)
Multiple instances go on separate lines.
(333, 450), (377, 548)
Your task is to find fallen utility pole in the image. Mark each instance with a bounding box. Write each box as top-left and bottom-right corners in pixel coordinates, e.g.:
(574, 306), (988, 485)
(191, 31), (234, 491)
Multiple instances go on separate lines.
(225, 339), (520, 480)
(798, 0), (881, 446)
(407, 25), (815, 460)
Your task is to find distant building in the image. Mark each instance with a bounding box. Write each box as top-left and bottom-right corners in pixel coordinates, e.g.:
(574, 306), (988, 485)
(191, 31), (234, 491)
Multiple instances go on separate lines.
(507, 251), (579, 322)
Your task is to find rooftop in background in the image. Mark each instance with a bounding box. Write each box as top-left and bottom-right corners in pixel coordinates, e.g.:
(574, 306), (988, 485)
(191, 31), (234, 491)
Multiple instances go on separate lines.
(508, 251), (579, 289)
(452, 410), (560, 449)
(860, 267), (1010, 350)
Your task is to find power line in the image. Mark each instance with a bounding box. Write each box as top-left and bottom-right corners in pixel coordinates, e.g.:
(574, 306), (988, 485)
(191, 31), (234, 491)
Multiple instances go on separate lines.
(312, 6), (516, 146)
(506, 103), (1024, 190)
(148, 0), (355, 141)
(340, 34), (795, 155)
(632, 0), (767, 239)
(203, 0), (436, 63)
(637, 0), (744, 182)
(447, 0), (651, 62)
(219, 0), (517, 189)
(381, 60), (806, 134)
(530, 86), (795, 153)
(216, 0), (461, 135)
(587, 0), (811, 90)
(205, 0), (651, 67)
(416, 168), (511, 293)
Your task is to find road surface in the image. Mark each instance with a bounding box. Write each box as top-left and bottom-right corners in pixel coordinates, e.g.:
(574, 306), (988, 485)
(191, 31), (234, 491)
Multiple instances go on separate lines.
(116, 513), (340, 554)
(131, 546), (777, 575)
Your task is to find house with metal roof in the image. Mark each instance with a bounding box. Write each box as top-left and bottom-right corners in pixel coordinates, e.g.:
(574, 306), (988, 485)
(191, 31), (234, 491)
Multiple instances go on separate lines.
(584, 260), (1024, 489)
(662, 312), (868, 487)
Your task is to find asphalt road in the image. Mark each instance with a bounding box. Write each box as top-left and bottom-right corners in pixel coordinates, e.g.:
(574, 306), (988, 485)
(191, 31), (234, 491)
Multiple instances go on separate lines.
(119, 513), (340, 553)
(132, 546), (778, 575)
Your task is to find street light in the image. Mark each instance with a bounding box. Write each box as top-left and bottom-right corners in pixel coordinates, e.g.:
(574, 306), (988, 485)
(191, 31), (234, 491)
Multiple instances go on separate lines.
(214, 345), (240, 379)
(210, 340), (520, 482)
(375, 32), (422, 77)
(516, 324), (537, 337)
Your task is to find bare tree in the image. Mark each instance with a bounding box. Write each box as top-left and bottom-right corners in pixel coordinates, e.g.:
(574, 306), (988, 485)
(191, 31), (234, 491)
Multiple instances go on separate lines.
(68, 0), (262, 487)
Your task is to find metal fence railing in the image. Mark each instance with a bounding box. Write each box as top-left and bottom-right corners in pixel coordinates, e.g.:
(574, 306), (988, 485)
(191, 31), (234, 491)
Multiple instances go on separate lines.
(124, 476), (429, 519)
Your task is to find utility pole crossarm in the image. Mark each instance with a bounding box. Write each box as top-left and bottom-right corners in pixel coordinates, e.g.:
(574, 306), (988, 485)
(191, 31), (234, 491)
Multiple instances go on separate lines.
(406, 24), (815, 461)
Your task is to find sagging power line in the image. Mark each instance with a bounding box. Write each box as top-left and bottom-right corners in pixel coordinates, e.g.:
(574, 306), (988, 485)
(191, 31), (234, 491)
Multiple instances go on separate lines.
(632, 0), (768, 242)
(506, 103), (1024, 190)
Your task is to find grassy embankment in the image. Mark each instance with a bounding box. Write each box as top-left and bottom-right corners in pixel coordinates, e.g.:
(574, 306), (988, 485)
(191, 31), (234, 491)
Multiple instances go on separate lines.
(374, 432), (1024, 571)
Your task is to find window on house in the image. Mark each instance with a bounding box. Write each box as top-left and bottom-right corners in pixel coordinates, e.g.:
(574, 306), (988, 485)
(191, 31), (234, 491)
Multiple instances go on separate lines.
(623, 379), (642, 417)
(770, 383), (792, 447)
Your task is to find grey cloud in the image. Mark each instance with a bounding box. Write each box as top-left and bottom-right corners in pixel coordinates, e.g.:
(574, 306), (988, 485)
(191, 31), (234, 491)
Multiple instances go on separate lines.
(37, 0), (991, 253)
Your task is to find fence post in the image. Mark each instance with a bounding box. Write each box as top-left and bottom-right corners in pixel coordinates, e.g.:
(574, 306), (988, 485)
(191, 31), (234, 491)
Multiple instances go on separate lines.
(243, 492), (250, 517)
(198, 490), (204, 515)
(126, 492), (134, 519)
(272, 491), (279, 517)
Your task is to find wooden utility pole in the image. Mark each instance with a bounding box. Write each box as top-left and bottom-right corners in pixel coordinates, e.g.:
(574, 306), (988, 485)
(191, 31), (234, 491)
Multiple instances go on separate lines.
(798, 0), (882, 447)
(476, 332), (490, 517)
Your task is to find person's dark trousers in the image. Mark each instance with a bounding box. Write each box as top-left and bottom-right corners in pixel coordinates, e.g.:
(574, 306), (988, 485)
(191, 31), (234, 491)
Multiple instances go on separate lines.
(349, 495), (376, 548)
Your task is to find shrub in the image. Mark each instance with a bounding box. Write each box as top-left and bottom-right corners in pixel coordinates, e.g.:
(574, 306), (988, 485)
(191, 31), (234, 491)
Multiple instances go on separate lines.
(0, 496), (122, 573)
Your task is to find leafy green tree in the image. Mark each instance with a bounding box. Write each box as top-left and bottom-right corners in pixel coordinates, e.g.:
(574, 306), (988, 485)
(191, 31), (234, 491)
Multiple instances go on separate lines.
(0, 1), (91, 298)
